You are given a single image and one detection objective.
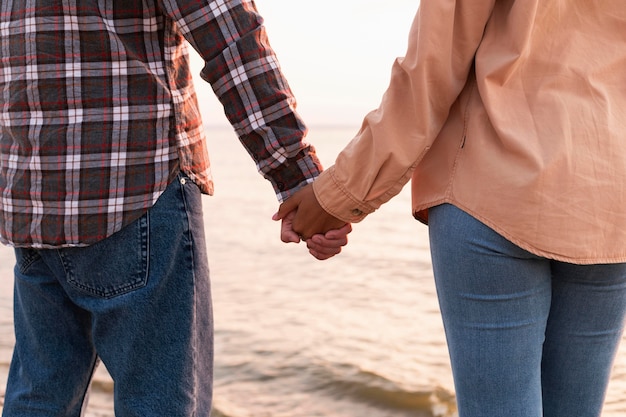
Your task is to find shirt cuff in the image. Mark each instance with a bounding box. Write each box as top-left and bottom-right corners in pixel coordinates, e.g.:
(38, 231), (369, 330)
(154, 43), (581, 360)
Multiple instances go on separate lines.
(269, 151), (323, 202)
(312, 166), (375, 223)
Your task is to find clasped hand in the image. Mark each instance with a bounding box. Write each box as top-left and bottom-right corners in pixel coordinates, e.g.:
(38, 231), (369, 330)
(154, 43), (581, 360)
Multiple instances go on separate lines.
(273, 183), (351, 260)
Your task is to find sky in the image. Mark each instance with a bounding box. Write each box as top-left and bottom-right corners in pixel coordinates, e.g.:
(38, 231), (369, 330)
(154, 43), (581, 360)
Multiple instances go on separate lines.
(190, 0), (421, 127)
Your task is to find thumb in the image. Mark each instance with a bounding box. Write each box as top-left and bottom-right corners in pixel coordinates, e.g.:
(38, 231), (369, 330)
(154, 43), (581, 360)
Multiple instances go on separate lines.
(272, 192), (302, 221)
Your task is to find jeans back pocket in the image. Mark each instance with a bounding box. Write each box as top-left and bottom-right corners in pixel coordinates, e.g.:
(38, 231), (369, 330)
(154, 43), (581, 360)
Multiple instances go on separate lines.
(59, 213), (149, 299)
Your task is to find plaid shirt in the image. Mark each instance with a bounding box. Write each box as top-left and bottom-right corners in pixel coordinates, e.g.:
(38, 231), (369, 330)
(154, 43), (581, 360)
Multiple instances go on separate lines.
(0, 0), (321, 248)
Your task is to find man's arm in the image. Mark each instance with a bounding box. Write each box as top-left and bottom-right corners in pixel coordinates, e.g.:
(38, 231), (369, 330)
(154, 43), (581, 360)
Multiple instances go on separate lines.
(161, 0), (349, 257)
(161, 0), (321, 200)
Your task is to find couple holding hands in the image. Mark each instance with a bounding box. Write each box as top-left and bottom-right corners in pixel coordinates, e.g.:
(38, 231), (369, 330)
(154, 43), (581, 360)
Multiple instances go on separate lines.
(2, 1), (626, 416)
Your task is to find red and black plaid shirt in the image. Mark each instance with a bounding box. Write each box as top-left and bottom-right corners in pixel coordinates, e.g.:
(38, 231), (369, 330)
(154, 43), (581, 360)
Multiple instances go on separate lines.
(0, 0), (321, 248)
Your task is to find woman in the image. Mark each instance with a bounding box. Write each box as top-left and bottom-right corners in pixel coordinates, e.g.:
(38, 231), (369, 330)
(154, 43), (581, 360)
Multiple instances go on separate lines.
(275, 0), (626, 415)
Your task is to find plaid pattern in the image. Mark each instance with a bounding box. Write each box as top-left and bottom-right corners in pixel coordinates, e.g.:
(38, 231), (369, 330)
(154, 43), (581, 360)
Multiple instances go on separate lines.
(0, 0), (321, 248)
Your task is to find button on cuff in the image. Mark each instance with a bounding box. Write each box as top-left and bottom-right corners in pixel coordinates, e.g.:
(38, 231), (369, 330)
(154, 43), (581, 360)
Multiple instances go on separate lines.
(351, 208), (364, 216)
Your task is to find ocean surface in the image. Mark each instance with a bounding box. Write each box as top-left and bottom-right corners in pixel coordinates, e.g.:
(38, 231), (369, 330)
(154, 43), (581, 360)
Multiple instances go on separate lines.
(0, 126), (625, 416)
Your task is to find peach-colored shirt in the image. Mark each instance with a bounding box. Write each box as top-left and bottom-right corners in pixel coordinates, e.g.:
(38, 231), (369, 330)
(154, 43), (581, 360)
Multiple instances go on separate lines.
(313, 0), (626, 264)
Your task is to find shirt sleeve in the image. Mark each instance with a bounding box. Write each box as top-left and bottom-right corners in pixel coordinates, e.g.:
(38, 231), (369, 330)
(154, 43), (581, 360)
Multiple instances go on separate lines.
(158, 0), (322, 202)
(312, 0), (496, 222)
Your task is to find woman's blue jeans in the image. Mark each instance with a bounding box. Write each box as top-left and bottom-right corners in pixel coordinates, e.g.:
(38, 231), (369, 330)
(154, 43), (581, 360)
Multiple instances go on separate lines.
(2, 173), (213, 416)
(429, 204), (626, 417)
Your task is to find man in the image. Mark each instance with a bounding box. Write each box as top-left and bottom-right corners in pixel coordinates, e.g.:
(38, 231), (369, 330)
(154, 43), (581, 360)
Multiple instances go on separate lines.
(0, 0), (348, 415)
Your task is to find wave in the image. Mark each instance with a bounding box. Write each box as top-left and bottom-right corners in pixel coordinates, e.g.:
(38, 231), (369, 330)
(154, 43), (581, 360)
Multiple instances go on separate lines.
(211, 355), (457, 417)
(90, 378), (114, 394)
(210, 408), (237, 417)
(309, 361), (457, 417)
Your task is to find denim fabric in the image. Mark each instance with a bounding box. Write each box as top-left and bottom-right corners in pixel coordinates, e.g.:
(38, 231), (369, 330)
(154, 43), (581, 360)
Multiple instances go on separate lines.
(428, 204), (626, 417)
(3, 173), (213, 417)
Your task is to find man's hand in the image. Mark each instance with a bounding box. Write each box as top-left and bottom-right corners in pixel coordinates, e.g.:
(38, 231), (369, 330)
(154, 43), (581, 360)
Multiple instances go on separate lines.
(273, 184), (352, 260)
(278, 210), (301, 243)
(277, 217), (352, 260)
(273, 184), (346, 240)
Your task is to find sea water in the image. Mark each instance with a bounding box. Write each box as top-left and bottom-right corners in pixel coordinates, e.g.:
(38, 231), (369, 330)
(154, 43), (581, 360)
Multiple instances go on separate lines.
(0, 127), (624, 416)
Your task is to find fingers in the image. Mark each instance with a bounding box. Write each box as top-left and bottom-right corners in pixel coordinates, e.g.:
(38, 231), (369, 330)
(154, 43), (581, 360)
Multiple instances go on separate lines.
(308, 246), (341, 260)
(323, 223), (352, 241)
(304, 225), (352, 260)
(306, 239), (343, 260)
(273, 184), (353, 259)
(279, 211), (301, 243)
(273, 188), (307, 244)
(272, 187), (304, 221)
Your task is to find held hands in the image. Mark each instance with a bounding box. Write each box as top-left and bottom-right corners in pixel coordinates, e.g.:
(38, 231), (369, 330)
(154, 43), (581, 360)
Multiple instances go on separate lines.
(273, 184), (351, 260)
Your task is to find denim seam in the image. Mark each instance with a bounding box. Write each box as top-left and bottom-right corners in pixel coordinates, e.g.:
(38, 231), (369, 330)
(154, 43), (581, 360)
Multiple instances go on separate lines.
(178, 174), (200, 412)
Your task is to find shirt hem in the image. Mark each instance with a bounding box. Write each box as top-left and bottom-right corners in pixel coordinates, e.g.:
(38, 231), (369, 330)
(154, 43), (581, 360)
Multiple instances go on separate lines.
(413, 200), (626, 265)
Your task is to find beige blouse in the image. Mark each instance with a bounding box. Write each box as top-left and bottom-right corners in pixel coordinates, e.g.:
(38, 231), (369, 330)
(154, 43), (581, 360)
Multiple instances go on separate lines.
(312, 0), (626, 264)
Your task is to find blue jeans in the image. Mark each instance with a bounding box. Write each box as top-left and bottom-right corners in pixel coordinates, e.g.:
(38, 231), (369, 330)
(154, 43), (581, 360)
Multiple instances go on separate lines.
(429, 204), (626, 417)
(3, 173), (213, 416)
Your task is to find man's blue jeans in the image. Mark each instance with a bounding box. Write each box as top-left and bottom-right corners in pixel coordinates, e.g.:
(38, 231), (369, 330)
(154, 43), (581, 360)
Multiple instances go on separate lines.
(2, 173), (213, 416)
(428, 203), (626, 417)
